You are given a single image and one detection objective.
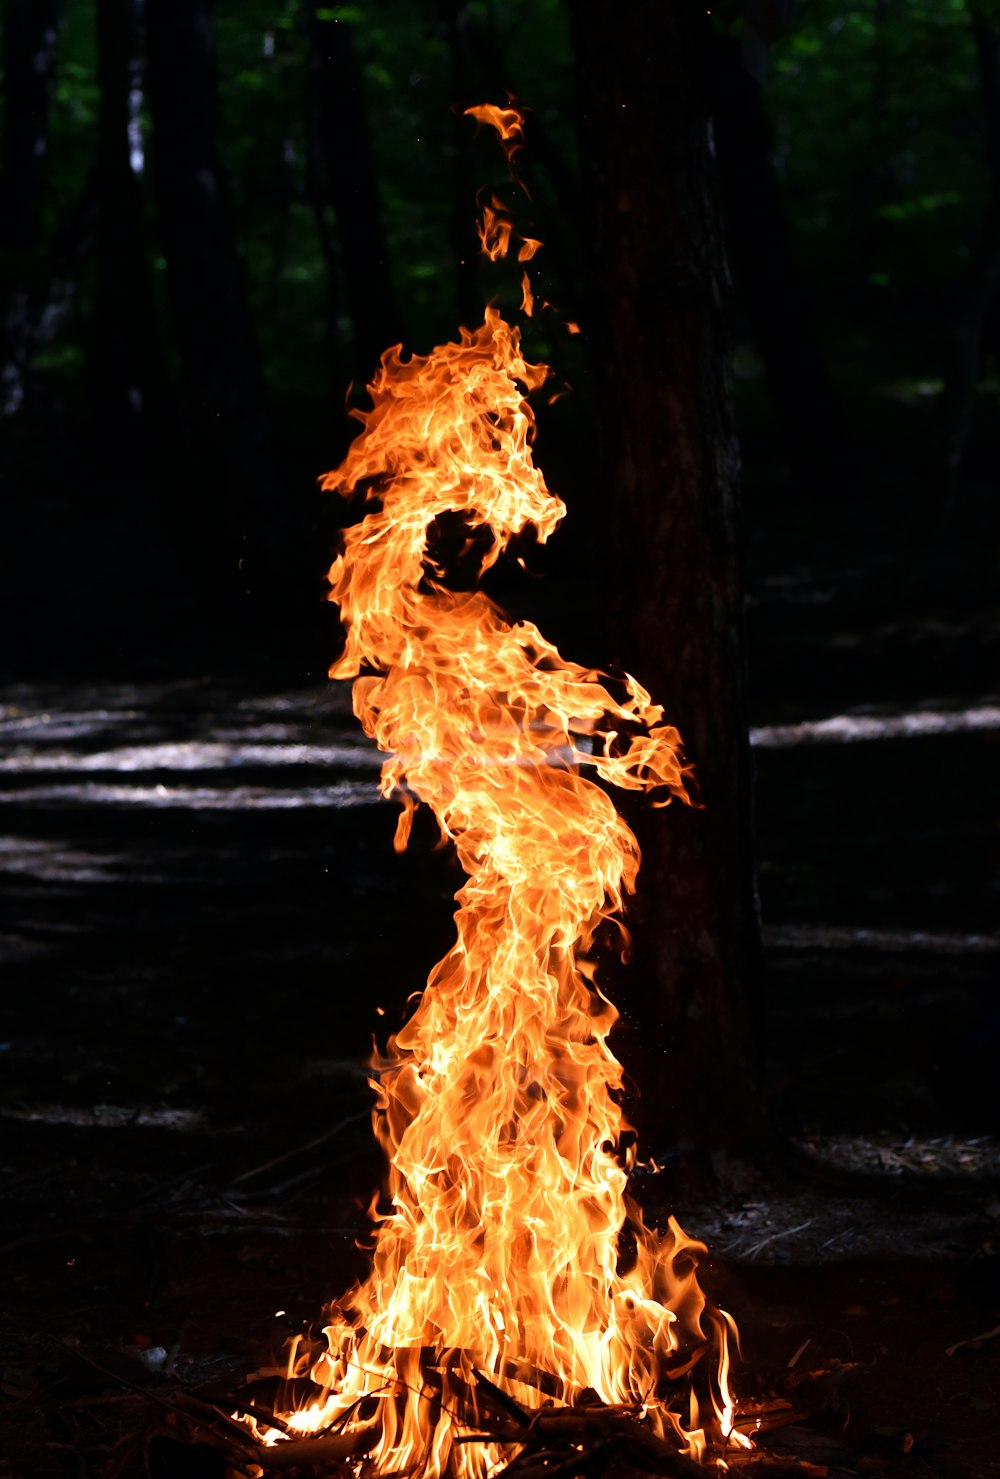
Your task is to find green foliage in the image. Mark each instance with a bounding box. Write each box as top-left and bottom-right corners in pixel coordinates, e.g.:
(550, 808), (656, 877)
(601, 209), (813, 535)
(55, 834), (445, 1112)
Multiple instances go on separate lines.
(209, 0), (577, 392)
(46, 0), (99, 230)
(8, 0), (996, 447)
(768, 0), (986, 346)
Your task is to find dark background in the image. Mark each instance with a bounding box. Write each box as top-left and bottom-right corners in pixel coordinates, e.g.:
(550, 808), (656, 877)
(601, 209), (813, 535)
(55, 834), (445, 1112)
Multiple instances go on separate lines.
(1, 3), (999, 1477)
(2, 0), (999, 674)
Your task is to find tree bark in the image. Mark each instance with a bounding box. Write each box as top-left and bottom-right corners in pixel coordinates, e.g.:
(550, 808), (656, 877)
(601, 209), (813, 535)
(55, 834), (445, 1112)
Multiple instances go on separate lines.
(571, 1), (765, 1180)
(308, 12), (398, 377)
(709, 30), (845, 494)
(442, 1), (486, 330)
(94, 0), (163, 479)
(145, 0), (292, 610)
(0, 0), (61, 416)
(941, 3), (1000, 508)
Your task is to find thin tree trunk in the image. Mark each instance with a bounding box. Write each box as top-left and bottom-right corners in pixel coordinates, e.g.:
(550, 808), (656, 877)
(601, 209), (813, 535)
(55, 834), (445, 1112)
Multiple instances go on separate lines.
(571, 1), (765, 1182)
(710, 32), (845, 494)
(443, 0), (485, 330)
(302, 6), (343, 386)
(308, 13), (398, 376)
(941, 4), (1000, 508)
(94, 0), (162, 479)
(0, 0), (61, 416)
(145, 0), (291, 610)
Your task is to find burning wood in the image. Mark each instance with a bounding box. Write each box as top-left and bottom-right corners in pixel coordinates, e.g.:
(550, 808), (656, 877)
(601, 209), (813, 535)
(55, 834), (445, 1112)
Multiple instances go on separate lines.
(246, 105), (749, 1473)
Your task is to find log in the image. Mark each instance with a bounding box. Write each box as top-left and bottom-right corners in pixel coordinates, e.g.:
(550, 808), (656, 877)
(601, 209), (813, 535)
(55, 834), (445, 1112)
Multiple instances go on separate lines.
(257, 1426), (378, 1471)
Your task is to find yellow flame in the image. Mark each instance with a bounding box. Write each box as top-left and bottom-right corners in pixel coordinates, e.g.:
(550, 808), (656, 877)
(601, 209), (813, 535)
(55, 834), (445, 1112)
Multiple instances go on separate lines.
(262, 102), (743, 1474)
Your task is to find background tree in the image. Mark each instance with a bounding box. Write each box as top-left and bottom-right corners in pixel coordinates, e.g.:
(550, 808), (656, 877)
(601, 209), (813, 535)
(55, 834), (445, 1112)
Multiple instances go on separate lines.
(307, 9), (399, 378)
(145, 0), (290, 612)
(0, 0), (61, 417)
(93, 0), (163, 481)
(942, 1), (1000, 504)
(1, 0), (996, 664)
(709, 2), (846, 496)
(572, 0), (764, 1178)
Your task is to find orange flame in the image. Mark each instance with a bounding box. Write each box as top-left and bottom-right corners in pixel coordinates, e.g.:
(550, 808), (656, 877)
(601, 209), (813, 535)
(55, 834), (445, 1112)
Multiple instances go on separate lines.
(476, 196), (514, 262)
(260, 103), (746, 1474)
(464, 102), (526, 168)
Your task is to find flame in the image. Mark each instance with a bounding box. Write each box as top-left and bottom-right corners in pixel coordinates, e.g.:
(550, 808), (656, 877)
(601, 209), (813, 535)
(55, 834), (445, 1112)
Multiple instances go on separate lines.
(476, 196), (514, 263)
(463, 103), (526, 168)
(264, 104), (745, 1473)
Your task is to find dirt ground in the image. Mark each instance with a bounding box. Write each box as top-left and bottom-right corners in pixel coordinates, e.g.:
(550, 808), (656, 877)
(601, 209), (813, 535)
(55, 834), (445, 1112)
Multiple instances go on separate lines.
(2, 485), (998, 1478)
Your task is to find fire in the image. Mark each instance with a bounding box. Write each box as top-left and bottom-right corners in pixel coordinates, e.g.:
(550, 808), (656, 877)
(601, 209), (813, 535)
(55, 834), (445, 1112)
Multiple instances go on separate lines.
(258, 106), (746, 1473)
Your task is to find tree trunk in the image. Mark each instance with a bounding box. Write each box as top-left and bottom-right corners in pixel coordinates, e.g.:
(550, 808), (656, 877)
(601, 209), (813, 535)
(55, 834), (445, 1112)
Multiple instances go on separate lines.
(442, 1), (486, 330)
(941, 4), (1000, 508)
(145, 0), (292, 611)
(94, 0), (163, 480)
(0, 0), (61, 416)
(709, 31), (845, 495)
(571, 1), (765, 1181)
(308, 12), (398, 377)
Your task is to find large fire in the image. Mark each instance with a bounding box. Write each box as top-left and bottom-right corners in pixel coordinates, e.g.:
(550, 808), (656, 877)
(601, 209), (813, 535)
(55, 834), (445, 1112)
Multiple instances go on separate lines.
(254, 105), (746, 1473)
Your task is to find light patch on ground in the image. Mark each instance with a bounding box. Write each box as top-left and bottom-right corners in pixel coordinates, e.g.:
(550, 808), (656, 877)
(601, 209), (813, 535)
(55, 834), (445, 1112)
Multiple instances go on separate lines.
(0, 781), (378, 811)
(765, 924), (1000, 955)
(0, 740), (381, 773)
(752, 703), (1000, 747)
(795, 1133), (1000, 1179)
(0, 1103), (203, 1130)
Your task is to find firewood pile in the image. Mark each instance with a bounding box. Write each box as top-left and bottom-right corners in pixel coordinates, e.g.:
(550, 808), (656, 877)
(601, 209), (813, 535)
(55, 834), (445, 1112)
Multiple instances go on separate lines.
(141, 1356), (857, 1479)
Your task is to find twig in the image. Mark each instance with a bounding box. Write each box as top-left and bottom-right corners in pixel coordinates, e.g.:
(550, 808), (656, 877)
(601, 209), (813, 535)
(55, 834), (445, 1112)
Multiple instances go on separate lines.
(50, 1407), (88, 1479)
(449, 1391), (706, 1479)
(739, 1221), (816, 1260)
(945, 1322), (1000, 1356)
(226, 1397), (297, 1436)
(46, 1339), (259, 1465)
(472, 1368), (531, 1427)
(254, 1427), (378, 1470)
(228, 1109), (370, 1188)
(725, 1456), (830, 1476)
(165, 1313), (190, 1377)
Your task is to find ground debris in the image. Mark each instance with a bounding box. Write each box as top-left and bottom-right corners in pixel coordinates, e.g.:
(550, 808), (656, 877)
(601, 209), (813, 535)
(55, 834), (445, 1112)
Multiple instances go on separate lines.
(944, 1321), (1000, 1355)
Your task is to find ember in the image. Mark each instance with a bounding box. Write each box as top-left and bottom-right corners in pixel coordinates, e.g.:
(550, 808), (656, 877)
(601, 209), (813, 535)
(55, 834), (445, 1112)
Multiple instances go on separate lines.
(250, 106), (747, 1473)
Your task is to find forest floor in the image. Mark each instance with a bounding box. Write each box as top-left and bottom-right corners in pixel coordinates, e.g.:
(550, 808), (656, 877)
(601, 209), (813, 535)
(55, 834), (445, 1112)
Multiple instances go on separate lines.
(1, 476), (999, 1478)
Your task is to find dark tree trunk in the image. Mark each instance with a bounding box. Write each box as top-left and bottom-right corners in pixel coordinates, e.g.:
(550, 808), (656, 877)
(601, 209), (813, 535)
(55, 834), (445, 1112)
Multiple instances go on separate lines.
(145, 0), (290, 610)
(94, 0), (162, 478)
(0, 0), (61, 416)
(941, 4), (1000, 507)
(571, 2), (765, 1180)
(307, 13), (398, 377)
(709, 33), (845, 494)
(442, 1), (486, 330)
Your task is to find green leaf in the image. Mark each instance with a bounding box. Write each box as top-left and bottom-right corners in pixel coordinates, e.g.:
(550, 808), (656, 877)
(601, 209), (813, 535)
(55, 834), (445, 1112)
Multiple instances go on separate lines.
(879, 191), (962, 222)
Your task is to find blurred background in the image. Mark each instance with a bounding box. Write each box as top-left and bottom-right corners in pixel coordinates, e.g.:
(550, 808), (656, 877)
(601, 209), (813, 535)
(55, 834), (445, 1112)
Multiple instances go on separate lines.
(2, 9), (999, 1473)
(2, 0), (999, 1183)
(2, 0), (999, 675)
